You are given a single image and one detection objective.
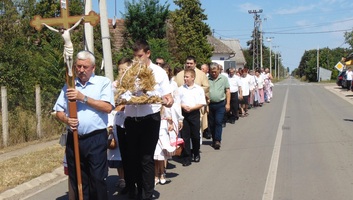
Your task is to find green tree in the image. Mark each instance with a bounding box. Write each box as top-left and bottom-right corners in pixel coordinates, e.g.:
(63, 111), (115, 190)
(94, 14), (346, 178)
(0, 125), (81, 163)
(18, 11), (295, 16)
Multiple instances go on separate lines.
(0, 0), (37, 109)
(169, 0), (213, 66)
(296, 47), (349, 81)
(120, 0), (172, 63)
(344, 31), (353, 49)
(0, 0), (92, 111)
(123, 0), (170, 41)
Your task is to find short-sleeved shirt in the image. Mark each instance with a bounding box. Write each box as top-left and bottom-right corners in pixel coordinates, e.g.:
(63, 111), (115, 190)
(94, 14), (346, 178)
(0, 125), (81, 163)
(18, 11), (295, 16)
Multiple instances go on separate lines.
(124, 62), (172, 117)
(255, 75), (264, 89)
(241, 74), (251, 96)
(346, 70), (353, 81)
(228, 74), (242, 93)
(53, 74), (115, 135)
(209, 74), (230, 103)
(178, 83), (206, 107)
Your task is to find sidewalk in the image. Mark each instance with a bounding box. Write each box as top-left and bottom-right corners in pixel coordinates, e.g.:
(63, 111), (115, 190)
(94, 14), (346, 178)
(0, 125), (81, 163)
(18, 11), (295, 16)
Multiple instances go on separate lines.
(0, 140), (66, 200)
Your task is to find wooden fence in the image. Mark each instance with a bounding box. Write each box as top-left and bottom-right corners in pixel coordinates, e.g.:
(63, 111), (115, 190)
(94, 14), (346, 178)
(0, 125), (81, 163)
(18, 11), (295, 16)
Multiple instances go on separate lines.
(1, 85), (42, 147)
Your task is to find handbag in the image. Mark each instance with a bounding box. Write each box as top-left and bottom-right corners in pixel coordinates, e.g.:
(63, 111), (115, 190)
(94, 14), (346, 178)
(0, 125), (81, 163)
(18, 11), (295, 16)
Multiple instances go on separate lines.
(172, 138), (184, 156)
(59, 130), (67, 147)
(167, 125), (184, 157)
(107, 128), (117, 149)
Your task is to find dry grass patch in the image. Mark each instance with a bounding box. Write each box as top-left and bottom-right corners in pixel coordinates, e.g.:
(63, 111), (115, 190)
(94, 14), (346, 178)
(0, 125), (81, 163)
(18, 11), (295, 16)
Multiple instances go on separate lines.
(0, 145), (64, 193)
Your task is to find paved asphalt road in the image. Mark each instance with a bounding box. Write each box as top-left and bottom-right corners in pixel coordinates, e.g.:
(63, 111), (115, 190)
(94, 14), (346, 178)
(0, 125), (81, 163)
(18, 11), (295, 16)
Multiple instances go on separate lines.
(2, 77), (353, 200)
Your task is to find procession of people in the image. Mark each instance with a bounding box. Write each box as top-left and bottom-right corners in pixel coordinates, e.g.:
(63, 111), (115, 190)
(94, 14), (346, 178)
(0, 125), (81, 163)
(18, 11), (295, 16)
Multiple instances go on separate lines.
(53, 36), (274, 199)
(106, 41), (274, 199)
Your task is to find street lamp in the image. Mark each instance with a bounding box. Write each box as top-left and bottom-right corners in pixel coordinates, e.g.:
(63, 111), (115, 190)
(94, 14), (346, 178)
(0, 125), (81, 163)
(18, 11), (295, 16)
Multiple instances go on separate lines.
(266, 37), (274, 75)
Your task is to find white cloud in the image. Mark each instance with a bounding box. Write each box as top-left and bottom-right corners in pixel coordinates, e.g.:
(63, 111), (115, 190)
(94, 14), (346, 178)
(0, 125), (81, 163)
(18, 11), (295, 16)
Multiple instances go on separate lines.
(295, 20), (313, 27)
(238, 3), (263, 13)
(275, 5), (316, 15)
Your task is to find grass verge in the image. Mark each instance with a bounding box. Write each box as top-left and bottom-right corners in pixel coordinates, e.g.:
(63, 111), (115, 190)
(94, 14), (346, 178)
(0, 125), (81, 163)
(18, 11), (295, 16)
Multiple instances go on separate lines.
(0, 144), (64, 193)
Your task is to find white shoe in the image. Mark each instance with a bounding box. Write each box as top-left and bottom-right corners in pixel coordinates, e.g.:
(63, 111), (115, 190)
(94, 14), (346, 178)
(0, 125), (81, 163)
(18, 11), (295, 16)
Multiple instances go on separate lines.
(155, 178), (159, 185)
(159, 174), (171, 185)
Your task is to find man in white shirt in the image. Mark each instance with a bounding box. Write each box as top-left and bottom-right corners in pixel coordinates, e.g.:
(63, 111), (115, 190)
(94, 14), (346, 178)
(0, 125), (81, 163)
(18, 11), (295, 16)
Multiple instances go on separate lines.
(123, 40), (173, 200)
(225, 67), (243, 124)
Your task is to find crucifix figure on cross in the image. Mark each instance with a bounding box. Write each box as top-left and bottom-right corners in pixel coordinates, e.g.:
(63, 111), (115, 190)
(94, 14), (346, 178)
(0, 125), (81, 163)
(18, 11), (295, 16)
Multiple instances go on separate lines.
(30, 0), (99, 78)
(42, 16), (84, 77)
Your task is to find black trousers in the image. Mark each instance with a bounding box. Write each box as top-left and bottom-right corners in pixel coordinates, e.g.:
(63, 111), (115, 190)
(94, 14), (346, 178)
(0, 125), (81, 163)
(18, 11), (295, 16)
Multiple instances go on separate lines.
(229, 92), (239, 120)
(124, 112), (160, 199)
(224, 92), (239, 122)
(181, 110), (201, 160)
(347, 80), (352, 90)
(66, 129), (108, 200)
(116, 126), (129, 187)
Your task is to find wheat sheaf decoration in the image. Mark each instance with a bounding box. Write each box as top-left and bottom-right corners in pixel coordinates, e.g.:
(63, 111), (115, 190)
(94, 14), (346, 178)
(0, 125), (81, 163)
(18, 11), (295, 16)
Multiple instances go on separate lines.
(114, 58), (163, 105)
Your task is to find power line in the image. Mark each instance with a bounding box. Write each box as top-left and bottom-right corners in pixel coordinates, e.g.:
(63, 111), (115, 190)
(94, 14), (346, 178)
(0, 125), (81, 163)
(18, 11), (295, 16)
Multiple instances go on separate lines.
(264, 29), (353, 35)
(214, 18), (353, 35)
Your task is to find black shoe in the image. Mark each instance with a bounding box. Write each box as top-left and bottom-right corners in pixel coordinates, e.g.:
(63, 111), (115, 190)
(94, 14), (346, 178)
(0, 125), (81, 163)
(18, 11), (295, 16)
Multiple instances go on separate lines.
(194, 154), (201, 162)
(182, 159), (192, 166)
(203, 130), (211, 139)
(229, 120), (235, 124)
(214, 141), (221, 150)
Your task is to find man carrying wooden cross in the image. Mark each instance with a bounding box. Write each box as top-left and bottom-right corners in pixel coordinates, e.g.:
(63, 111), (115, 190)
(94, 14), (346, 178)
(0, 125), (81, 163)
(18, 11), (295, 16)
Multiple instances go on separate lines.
(54, 50), (114, 199)
(30, 1), (103, 199)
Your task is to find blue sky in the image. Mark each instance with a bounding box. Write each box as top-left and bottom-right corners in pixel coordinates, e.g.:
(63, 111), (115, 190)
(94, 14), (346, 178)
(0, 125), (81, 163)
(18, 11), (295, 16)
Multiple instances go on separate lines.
(93, 0), (353, 72)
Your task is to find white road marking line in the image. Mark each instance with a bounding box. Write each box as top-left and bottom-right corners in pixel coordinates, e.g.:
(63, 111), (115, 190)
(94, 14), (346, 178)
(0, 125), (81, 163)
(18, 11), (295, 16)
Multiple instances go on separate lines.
(262, 88), (289, 200)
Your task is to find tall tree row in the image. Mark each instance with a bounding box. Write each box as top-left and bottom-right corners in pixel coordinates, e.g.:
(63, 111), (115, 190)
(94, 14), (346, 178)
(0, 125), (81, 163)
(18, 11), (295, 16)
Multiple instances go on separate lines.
(295, 47), (349, 81)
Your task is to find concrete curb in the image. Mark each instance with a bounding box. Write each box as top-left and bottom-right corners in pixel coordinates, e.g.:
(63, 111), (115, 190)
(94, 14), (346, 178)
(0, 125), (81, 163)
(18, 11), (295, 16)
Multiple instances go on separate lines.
(0, 167), (66, 200)
(324, 85), (353, 106)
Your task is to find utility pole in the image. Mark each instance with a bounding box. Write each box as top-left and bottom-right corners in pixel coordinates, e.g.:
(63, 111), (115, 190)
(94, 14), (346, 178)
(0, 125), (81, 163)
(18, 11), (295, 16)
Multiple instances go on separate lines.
(84, 0), (94, 53)
(278, 54), (281, 80)
(273, 45), (278, 79)
(260, 19), (263, 69)
(248, 9), (263, 70)
(99, 0), (114, 82)
(266, 37), (274, 75)
(317, 46), (320, 82)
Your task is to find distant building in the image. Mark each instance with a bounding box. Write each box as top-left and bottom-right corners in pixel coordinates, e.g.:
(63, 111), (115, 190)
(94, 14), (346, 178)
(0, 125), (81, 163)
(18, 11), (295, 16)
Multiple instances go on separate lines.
(206, 35), (246, 71)
(219, 38), (246, 69)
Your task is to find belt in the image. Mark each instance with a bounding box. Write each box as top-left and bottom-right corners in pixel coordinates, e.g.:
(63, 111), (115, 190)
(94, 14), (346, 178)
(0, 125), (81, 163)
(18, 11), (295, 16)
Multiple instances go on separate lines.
(126, 112), (160, 122)
(210, 100), (225, 104)
(68, 128), (106, 140)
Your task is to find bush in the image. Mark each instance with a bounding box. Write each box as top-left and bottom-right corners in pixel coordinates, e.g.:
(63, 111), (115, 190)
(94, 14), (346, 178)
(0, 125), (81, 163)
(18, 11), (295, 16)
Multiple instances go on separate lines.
(0, 107), (63, 148)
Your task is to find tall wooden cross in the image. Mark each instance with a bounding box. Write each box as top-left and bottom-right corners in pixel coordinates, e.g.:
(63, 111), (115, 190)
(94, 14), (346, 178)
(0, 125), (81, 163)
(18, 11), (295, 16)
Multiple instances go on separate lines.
(30, 1), (100, 200)
(30, 0), (100, 31)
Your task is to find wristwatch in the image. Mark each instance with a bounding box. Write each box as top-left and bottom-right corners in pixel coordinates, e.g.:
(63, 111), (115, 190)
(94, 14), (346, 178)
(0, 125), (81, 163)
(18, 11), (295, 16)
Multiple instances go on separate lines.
(83, 95), (88, 104)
